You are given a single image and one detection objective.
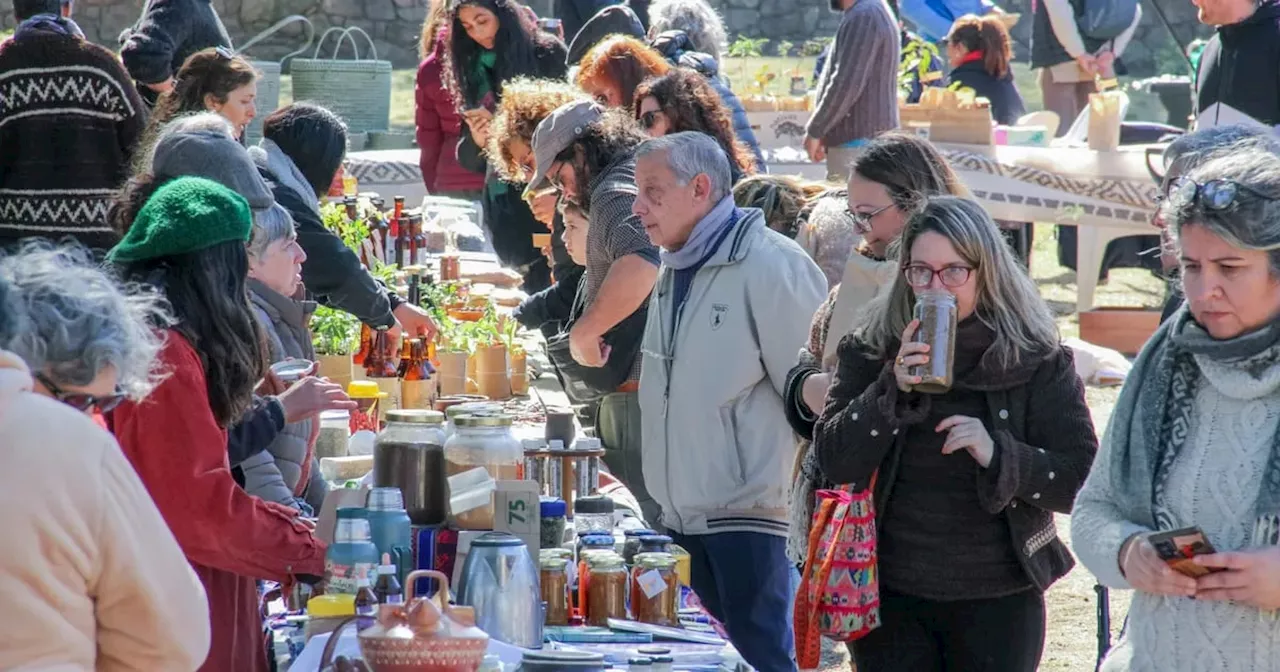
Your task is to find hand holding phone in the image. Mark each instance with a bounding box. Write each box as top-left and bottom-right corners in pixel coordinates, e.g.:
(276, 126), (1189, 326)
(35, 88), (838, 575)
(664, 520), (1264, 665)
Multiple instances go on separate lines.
(1119, 530), (1198, 598)
(1148, 526), (1224, 578)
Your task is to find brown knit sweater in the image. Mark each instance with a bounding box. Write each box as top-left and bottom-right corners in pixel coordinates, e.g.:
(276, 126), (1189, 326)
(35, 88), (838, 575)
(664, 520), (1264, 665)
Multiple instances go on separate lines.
(806, 0), (902, 146)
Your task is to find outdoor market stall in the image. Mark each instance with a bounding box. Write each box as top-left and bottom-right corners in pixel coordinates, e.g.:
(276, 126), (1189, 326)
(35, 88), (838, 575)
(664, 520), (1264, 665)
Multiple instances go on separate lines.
(275, 191), (744, 671)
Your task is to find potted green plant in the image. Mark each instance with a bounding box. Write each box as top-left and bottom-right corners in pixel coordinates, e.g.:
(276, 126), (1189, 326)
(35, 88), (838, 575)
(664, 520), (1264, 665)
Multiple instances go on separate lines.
(311, 305), (360, 387)
(727, 35), (769, 107)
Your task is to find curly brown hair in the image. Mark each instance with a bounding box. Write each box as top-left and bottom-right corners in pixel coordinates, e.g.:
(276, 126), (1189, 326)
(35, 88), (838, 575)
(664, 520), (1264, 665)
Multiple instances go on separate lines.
(732, 174), (831, 238)
(487, 77), (590, 181)
(575, 35), (671, 110)
(418, 0), (451, 60)
(633, 68), (756, 177)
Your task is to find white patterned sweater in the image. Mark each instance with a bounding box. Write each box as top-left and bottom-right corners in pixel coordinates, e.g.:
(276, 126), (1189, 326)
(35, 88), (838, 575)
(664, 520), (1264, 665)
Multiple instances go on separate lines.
(1073, 354), (1280, 672)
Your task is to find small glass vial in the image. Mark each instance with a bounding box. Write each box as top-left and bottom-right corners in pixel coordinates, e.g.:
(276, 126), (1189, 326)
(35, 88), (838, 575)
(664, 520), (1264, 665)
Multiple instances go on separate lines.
(910, 289), (958, 394)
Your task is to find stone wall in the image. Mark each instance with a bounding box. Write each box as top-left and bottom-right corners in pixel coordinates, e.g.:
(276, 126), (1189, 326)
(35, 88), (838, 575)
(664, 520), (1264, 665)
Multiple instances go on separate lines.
(0, 0), (1212, 76)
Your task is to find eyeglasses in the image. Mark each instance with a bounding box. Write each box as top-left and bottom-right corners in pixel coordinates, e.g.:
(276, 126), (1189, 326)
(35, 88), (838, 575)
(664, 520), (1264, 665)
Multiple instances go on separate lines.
(847, 203), (893, 234)
(904, 264), (974, 288)
(639, 110), (661, 130)
(34, 372), (126, 414)
(1164, 176), (1270, 211)
(547, 161), (567, 192)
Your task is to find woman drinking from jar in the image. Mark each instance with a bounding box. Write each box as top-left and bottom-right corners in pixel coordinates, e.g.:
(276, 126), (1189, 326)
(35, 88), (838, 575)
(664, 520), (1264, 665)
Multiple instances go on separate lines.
(783, 131), (966, 566)
(810, 196), (1097, 670)
(443, 0), (567, 294)
(1072, 146), (1280, 670)
(106, 177), (326, 672)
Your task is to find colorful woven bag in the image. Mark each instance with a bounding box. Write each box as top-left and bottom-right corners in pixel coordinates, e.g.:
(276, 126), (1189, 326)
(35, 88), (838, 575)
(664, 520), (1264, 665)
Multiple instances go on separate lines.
(794, 477), (881, 669)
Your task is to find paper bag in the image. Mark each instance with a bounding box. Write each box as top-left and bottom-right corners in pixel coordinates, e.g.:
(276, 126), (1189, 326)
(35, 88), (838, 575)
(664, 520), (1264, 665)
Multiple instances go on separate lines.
(1087, 91), (1125, 151)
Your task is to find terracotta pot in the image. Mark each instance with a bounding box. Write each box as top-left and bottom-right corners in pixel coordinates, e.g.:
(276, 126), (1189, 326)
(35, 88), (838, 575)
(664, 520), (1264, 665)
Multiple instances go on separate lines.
(465, 354), (479, 395)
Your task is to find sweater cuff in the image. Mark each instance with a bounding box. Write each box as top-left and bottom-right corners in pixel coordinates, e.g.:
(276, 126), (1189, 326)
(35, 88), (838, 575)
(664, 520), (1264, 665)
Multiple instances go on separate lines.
(265, 397), (286, 431)
(784, 364), (821, 438)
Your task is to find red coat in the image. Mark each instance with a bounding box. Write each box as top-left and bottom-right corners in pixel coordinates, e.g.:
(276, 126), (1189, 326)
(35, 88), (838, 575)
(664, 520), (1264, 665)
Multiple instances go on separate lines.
(416, 38), (485, 196)
(108, 331), (327, 672)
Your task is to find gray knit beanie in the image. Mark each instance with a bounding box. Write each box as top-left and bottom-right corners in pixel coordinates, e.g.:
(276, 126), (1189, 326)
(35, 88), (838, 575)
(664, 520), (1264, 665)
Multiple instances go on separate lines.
(152, 129), (276, 213)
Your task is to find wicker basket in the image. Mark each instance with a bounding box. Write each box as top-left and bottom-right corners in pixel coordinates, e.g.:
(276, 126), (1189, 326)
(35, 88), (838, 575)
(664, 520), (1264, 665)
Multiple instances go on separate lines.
(290, 27), (392, 134)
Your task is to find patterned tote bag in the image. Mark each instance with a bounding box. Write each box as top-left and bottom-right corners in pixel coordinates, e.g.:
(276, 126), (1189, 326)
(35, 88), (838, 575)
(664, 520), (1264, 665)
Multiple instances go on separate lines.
(794, 477), (881, 669)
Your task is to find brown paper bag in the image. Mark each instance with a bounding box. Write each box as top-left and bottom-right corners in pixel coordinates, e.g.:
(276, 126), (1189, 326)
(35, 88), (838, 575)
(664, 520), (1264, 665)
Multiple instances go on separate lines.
(1088, 91), (1124, 151)
(437, 350), (469, 396)
(509, 351), (529, 396)
(474, 344), (511, 400)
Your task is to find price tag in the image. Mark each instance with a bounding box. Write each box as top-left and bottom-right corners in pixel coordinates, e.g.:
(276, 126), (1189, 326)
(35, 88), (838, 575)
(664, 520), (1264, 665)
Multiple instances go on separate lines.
(637, 569), (668, 600)
(494, 480), (541, 556)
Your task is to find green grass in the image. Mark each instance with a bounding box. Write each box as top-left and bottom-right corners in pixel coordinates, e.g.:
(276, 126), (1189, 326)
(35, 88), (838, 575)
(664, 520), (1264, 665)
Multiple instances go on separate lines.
(277, 56), (1165, 135)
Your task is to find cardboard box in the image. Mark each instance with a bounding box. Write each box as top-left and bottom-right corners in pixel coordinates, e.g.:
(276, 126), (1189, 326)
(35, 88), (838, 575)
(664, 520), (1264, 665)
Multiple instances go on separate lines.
(1078, 308), (1161, 356)
(746, 111), (810, 150)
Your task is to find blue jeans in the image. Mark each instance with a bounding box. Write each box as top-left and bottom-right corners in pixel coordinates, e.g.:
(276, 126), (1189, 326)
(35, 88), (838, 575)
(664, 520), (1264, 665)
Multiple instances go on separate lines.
(668, 531), (797, 672)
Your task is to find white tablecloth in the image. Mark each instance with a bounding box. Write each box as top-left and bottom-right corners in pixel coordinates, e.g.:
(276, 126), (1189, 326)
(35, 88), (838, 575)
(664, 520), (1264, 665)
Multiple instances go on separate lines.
(346, 142), (1163, 312)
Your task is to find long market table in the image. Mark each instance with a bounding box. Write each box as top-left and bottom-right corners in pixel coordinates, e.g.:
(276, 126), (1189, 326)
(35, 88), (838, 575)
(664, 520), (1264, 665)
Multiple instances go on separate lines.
(347, 143), (1162, 312)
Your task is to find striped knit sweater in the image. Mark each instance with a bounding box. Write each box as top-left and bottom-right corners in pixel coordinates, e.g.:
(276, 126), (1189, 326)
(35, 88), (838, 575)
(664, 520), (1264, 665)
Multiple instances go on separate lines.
(0, 31), (145, 252)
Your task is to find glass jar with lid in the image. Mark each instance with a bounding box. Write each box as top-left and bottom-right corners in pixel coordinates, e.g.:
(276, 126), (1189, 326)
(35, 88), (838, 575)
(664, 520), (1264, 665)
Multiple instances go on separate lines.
(444, 413), (522, 529)
(444, 402), (504, 441)
(540, 553), (571, 626)
(373, 410), (447, 526)
(585, 552), (628, 626)
(630, 552), (679, 626)
(573, 495), (615, 538)
(622, 528), (658, 567)
(638, 535), (673, 556)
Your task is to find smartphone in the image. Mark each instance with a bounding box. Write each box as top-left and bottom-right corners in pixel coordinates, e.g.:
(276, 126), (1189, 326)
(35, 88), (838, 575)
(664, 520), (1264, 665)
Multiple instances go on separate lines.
(1147, 526), (1224, 577)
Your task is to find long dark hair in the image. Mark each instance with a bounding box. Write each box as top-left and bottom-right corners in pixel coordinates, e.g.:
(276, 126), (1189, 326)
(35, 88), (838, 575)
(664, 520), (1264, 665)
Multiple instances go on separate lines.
(947, 14), (1013, 79)
(633, 68), (756, 176)
(442, 0), (549, 110)
(263, 103), (348, 197)
(108, 173), (163, 238)
(115, 241), (265, 427)
(556, 109), (648, 212)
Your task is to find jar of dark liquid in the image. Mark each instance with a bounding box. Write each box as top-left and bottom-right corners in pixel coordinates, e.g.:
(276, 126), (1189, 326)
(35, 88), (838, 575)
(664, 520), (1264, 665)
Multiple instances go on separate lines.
(910, 289), (958, 394)
(373, 410), (447, 526)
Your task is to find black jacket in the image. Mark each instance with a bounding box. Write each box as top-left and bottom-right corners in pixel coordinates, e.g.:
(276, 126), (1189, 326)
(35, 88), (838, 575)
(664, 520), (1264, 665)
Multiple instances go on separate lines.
(1196, 1), (1280, 127)
(809, 334), (1098, 593)
(513, 264), (584, 333)
(227, 395), (284, 466)
(948, 61), (1027, 126)
(119, 0), (231, 102)
(258, 166), (402, 330)
(649, 31), (766, 169)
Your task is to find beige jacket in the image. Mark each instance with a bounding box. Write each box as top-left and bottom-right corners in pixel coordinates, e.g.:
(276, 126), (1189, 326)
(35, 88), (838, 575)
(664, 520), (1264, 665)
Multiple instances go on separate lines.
(0, 350), (210, 671)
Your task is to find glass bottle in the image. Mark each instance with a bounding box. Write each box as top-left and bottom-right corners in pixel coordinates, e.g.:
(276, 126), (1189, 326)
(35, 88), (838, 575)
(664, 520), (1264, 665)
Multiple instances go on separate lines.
(366, 327), (400, 413)
(399, 339), (433, 410)
(910, 289), (958, 394)
(352, 324), (372, 368)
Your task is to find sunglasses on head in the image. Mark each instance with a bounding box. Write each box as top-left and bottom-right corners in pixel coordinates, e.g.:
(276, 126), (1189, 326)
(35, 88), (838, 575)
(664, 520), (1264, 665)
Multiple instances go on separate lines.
(35, 372), (126, 414)
(1163, 176), (1271, 211)
(214, 46), (235, 60)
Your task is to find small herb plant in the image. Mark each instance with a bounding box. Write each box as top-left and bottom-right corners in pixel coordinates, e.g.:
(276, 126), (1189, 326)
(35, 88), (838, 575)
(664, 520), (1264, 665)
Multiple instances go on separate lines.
(311, 305), (360, 356)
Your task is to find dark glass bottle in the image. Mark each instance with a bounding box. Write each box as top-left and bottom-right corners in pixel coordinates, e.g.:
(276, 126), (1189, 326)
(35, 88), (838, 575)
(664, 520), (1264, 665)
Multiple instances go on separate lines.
(352, 323), (372, 367)
(365, 327), (398, 379)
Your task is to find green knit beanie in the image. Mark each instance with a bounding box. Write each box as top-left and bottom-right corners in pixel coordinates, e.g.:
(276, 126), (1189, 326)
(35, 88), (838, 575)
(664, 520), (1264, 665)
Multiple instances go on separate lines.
(107, 176), (253, 264)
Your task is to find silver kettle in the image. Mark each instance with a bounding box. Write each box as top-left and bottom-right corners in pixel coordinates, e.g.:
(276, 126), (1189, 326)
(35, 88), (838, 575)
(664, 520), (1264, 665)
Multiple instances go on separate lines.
(457, 532), (543, 648)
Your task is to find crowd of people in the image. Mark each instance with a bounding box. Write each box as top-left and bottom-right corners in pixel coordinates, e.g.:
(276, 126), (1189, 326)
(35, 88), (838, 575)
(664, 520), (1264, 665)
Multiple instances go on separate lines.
(4, 0), (1280, 670)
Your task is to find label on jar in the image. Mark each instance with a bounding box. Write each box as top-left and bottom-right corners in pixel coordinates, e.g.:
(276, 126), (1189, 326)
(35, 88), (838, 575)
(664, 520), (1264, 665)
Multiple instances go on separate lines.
(401, 379), (433, 410)
(637, 569), (668, 599)
(325, 559), (376, 594)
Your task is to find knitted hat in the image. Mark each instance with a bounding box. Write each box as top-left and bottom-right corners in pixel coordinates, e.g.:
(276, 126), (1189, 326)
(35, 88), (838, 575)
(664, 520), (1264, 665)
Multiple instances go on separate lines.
(107, 176), (252, 264)
(152, 129), (276, 213)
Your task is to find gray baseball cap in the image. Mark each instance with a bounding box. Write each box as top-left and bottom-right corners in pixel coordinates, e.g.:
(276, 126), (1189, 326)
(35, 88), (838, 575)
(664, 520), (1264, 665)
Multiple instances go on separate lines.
(525, 100), (605, 197)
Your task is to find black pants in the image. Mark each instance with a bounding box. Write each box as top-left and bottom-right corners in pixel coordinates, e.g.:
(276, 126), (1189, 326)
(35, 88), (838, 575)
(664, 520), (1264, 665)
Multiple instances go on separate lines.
(851, 588), (1045, 672)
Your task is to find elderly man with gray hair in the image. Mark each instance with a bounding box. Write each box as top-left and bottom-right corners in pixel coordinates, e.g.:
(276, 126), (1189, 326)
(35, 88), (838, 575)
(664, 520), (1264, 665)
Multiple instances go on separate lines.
(634, 131), (826, 671)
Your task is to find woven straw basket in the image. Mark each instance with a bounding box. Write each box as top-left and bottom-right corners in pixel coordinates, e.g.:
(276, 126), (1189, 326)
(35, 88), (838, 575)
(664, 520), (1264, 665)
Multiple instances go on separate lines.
(290, 27), (392, 134)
